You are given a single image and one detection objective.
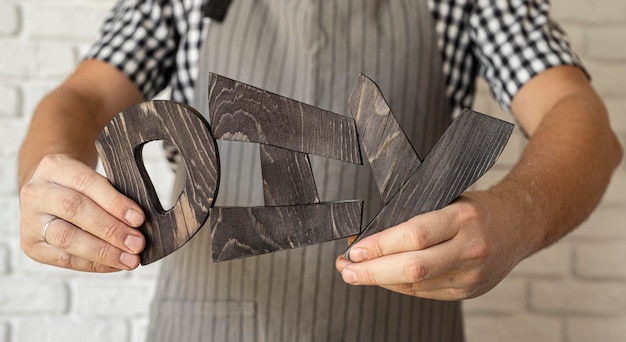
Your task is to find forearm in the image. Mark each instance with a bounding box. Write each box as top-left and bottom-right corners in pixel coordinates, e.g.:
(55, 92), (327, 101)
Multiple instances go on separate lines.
(494, 83), (623, 258)
(18, 60), (144, 188)
(18, 87), (102, 187)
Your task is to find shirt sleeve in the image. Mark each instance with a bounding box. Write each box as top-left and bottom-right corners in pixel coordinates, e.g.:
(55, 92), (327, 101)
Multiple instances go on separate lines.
(85, 0), (179, 100)
(469, 0), (587, 111)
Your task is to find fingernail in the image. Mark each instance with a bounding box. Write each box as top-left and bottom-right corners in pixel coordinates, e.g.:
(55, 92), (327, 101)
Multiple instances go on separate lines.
(342, 269), (358, 284)
(124, 235), (144, 253)
(336, 256), (351, 271)
(125, 209), (144, 226)
(350, 247), (368, 262)
(120, 252), (139, 269)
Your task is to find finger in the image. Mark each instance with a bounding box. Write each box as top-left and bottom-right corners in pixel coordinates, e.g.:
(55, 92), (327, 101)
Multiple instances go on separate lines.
(347, 209), (459, 262)
(40, 218), (140, 270)
(30, 242), (122, 273)
(35, 154), (145, 227)
(32, 182), (145, 255)
(335, 255), (351, 272)
(380, 278), (471, 301)
(379, 264), (483, 300)
(340, 241), (460, 286)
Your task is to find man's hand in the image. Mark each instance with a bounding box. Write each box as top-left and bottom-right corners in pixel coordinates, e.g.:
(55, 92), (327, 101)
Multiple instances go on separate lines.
(18, 60), (146, 272)
(336, 191), (526, 300)
(336, 65), (623, 300)
(20, 154), (146, 272)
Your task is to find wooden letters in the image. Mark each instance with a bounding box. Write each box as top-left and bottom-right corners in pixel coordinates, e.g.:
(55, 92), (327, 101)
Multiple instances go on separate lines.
(344, 76), (514, 259)
(207, 73), (363, 262)
(96, 73), (514, 265)
(96, 101), (219, 265)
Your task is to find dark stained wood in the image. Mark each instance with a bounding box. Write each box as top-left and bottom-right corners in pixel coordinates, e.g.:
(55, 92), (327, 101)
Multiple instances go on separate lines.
(348, 74), (422, 204)
(208, 73), (362, 165)
(259, 144), (320, 206)
(210, 201), (363, 262)
(96, 74), (514, 266)
(344, 108), (514, 260)
(96, 100), (220, 265)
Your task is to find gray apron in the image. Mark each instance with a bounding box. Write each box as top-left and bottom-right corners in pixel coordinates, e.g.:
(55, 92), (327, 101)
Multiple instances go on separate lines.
(147, 1), (464, 341)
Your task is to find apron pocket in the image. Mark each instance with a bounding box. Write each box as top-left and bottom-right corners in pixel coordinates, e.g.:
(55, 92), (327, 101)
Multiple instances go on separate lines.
(146, 299), (257, 342)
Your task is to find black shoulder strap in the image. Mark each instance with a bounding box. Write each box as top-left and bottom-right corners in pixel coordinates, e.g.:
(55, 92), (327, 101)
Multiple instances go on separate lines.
(203, 0), (232, 22)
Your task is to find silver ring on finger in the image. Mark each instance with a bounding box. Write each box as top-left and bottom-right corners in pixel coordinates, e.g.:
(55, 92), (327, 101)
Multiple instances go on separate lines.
(42, 218), (58, 245)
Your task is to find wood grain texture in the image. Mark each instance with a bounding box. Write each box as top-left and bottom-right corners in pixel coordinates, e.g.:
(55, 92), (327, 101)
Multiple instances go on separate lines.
(348, 74), (422, 204)
(96, 74), (511, 265)
(344, 108), (514, 260)
(208, 72), (362, 164)
(260, 144), (320, 206)
(210, 201), (362, 262)
(96, 100), (220, 265)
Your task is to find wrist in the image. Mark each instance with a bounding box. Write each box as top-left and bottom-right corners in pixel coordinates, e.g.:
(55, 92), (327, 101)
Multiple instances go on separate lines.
(482, 179), (548, 260)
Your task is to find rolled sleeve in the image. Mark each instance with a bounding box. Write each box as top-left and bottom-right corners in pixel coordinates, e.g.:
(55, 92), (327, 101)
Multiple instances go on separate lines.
(469, 0), (586, 111)
(85, 0), (179, 100)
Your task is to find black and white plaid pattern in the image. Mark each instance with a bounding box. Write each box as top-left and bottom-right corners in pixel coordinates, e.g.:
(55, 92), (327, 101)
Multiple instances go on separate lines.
(87, 0), (583, 113)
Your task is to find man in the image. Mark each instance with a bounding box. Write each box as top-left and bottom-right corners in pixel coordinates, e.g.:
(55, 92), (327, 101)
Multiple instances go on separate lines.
(18, 0), (622, 341)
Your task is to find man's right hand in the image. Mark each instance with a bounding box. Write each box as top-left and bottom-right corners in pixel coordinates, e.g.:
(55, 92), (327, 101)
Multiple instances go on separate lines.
(20, 154), (146, 272)
(18, 59), (146, 272)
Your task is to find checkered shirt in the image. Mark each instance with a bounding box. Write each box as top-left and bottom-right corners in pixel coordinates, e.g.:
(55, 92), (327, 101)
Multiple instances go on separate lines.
(86, 0), (584, 114)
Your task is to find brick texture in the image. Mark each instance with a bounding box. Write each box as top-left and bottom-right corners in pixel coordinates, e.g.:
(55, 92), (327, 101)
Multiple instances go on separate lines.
(510, 241), (571, 278)
(462, 278), (526, 315)
(601, 171), (626, 204)
(0, 1), (624, 342)
(531, 280), (626, 315)
(0, 323), (7, 342)
(132, 319), (149, 342)
(0, 4), (19, 36)
(0, 279), (68, 314)
(605, 98), (626, 132)
(575, 241), (626, 280)
(586, 26), (626, 61)
(572, 206), (626, 240)
(551, 0), (626, 24)
(0, 85), (20, 119)
(0, 159), (18, 194)
(464, 315), (562, 342)
(585, 61), (626, 98)
(0, 198), (20, 237)
(0, 43), (75, 79)
(15, 318), (128, 342)
(71, 280), (155, 317)
(566, 317), (626, 342)
(23, 3), (113, 40)
(0, 123), (27, 156)
(0, 244), (8, 275)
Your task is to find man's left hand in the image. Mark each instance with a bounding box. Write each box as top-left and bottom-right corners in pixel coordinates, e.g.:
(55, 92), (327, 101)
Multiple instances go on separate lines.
(336, 191), (528, 300)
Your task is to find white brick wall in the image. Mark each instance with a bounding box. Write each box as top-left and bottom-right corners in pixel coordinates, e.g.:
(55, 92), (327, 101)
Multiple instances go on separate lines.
(15, 318), (129, 342)
(530, 280), (626, 315)
(464, 1), (626, 341)
(22, 3), (113, 40)
(0, 245), (9, 275)
(466, 315), (563, 342)
(566, 317), (626, 342)
(71, 279), (155, 317)
(0, 324), (8, 342)
(1, 1), (624, 342)
(0, 4), (19, 36)
(0, 279), (68, 314)
(0, 85), (19, 118)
